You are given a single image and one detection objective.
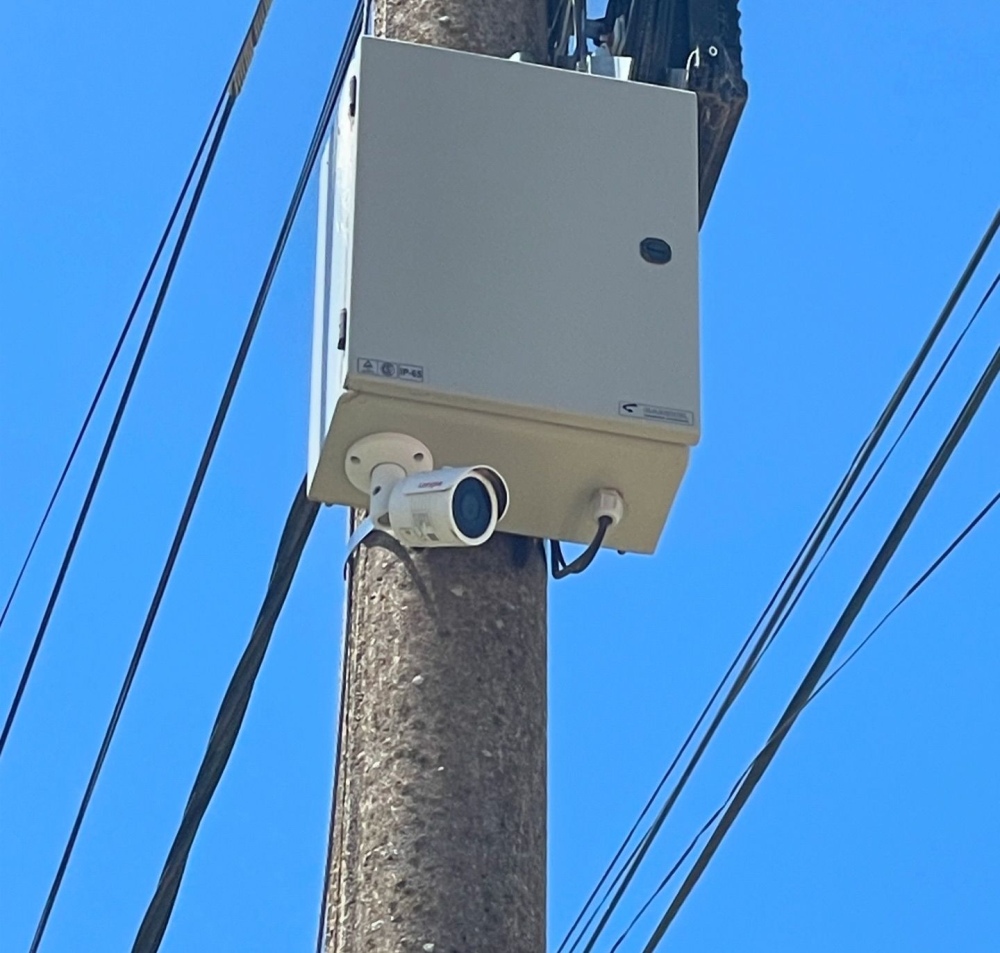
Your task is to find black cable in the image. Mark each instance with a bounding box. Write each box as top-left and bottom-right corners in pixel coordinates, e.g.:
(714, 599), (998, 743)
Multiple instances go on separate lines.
(314, 509), (363, 953)
(0, 0), (274, 642)
(572, 263), (997, 951)
(576, 0), (588, 66)
(574, 259), (1000, 944)
(813, 489), (1000, 695)
(0, 0), (278, 762)
(23, 96), (236, 952)
(607, 486), (1000, 950)
(312, 627), (350, 953)
(740, 268), (1000, 686)
(27, 6), (362, 947)
(0, 98), (236, 767)
(610, 786), (738, 951)
(641, 342), (1000, 952)
(551, 516), (612, 579)
(558, 207), (1000, 953)
(131, 480), (319, 953)
(0, 95), (225, 638)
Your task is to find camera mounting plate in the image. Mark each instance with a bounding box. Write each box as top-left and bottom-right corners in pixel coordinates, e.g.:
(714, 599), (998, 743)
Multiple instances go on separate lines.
(344, 432), (434, 494)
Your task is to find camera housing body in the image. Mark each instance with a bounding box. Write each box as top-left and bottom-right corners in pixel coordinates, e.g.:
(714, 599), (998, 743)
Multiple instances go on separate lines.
(346, 433), (509, 548)
(387, 466), (509, 547)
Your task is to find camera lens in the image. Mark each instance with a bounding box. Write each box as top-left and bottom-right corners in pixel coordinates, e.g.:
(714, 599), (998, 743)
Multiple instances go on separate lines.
(451, 476), (493, 539)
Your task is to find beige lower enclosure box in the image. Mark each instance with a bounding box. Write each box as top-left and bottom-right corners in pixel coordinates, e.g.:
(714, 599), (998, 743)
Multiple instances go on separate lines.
(308, 36), (700, 554)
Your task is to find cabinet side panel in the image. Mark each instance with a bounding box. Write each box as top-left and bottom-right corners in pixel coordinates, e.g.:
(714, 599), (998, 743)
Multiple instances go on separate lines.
(308, 134), (336, 489)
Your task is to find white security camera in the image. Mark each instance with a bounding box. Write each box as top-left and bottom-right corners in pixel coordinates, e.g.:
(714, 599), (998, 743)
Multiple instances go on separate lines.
(345, 433), (509, 548)
(382, 466), (509, 547)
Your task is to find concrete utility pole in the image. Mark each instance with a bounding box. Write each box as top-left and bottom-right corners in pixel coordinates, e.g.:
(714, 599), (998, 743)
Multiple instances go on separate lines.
(323, 1), (550, 950)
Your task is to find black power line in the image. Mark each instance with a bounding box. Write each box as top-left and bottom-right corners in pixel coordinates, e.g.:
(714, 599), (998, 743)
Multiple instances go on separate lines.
(0, 98), (236, 767)
(131, 480), (319, 953)
(0, 94), (225, 636)
(0, 0), (273, 640)
(740, 268), (1000, 687)
(559, 207), (1000, 953)
(607, 486), (1000, 950)
(25, 3), (362, 946)
(23, 95), (237, 953)
(641, 341), (1000, 951)
(0, 0), (277, 763)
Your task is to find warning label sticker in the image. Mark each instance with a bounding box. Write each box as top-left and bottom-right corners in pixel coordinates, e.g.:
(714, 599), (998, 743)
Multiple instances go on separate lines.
(357, 358), (425, 383)
(618, 401), (694, 426)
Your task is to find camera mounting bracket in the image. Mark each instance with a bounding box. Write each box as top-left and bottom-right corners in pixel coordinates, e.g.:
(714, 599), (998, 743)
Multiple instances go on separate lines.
(344, 433), (434, 494)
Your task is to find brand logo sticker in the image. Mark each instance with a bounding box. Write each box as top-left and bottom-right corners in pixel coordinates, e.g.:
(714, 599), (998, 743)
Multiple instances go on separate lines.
(619, 402), (694, 426)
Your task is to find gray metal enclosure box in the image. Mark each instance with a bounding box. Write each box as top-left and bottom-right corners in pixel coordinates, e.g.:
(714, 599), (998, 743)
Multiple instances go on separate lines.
(309, 37), (700, 554)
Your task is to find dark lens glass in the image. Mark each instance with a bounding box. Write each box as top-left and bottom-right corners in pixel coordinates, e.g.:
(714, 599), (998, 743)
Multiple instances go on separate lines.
(451, 477), (492, 539)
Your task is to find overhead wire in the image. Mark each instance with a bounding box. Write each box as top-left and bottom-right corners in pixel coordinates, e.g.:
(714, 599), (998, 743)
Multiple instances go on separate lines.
(606, 485), (1000, 950)
(640, 341), (1000, 951)
(740, 267), (1000, 685)
(557, 209), (1000, 953)
(26, 2), (362, 947)
(0, 0), (276, 763)
(9, 5), (993, 946)
(131, 480), (319, 953)
(801, 488), (1000, 701)
(0, 98), (235, 765)
(574, 262), (998, 947)
(0, 94), (225, 637)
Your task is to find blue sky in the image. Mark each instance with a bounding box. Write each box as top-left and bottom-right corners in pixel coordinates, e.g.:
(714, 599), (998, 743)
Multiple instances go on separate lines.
(2, 1), (999, 951)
